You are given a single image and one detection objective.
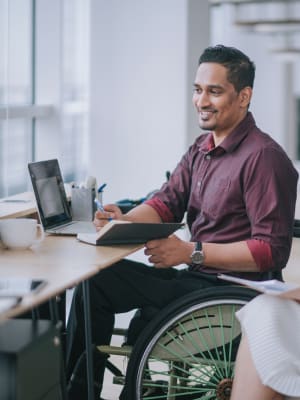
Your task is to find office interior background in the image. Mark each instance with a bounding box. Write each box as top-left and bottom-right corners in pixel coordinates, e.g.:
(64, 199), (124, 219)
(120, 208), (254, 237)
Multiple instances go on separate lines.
(1, 0), (300, 205)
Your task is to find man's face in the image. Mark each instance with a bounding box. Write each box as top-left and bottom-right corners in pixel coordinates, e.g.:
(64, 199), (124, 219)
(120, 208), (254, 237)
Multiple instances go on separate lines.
(192, 62), (251, 137)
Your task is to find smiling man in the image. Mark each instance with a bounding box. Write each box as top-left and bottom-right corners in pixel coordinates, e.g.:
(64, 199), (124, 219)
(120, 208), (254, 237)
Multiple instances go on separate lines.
(193, 60), (253, 145)
(66, 45), (298, 400)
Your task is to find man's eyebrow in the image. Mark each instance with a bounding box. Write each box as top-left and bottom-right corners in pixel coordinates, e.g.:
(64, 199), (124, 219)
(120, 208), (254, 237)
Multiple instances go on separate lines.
(207, 84), (224, 90)
(193, 83), (224, 90)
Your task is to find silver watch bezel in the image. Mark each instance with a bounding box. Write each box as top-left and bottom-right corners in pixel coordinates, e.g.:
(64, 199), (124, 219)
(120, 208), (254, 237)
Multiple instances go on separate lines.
(191, 242), (204, 265)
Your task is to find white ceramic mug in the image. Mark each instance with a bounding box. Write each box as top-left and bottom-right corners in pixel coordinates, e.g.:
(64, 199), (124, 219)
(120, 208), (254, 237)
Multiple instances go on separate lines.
(0, 218), (45, 249)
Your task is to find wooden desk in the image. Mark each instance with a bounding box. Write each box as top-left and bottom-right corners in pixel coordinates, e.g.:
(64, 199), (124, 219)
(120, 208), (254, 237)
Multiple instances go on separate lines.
(0, 235), (142, 321)
(0, 191), (144, 399)
(0, 186), (73, 220)
(0, 235), (142, 400)
(0, 192), (37, 219)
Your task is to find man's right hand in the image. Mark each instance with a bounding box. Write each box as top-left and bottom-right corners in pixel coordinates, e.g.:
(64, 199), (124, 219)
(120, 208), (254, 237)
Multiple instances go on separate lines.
(94, 204), (123, 230)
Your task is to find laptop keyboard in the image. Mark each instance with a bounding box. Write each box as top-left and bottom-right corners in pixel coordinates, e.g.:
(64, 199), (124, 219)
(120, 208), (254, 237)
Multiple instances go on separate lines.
(52, 221), (96, 234)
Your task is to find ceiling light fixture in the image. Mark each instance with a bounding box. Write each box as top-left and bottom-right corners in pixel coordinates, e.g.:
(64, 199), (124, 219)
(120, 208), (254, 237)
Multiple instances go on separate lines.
(269, 47), (300, 61)
(235, 19), (300, 33)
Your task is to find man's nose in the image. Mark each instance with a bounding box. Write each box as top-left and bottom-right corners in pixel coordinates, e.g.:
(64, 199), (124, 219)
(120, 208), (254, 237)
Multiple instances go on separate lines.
(194, 92), (209, 108)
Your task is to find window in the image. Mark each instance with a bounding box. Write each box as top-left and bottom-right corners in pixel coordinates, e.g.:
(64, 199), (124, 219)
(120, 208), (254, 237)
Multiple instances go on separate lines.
(0, 0), (90, 197)
(0, 0), (33, 196)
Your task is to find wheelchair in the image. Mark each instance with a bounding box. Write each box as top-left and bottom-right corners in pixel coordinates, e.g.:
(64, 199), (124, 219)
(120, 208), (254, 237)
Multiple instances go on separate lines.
(98, 284), (260, 400)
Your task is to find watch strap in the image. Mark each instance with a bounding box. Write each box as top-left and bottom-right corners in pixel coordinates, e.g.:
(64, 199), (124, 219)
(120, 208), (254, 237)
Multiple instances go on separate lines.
(195, 241), (202, 251)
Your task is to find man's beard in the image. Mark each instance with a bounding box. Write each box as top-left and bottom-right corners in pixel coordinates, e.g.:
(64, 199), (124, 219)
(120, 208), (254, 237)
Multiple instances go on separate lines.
(199, 121), (216, 131)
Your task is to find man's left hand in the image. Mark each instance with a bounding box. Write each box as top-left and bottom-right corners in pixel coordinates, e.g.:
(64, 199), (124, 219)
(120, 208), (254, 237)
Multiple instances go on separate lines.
(144, 235), (193, 268)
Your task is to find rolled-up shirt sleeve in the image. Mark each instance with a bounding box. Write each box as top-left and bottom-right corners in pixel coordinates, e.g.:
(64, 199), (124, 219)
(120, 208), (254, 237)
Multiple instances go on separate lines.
(144, 197), (175, 222)
(246, 239), (273, 272)
(244, 147), (298, 270)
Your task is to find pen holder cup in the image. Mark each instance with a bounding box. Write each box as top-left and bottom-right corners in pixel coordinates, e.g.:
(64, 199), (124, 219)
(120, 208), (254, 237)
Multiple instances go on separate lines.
(71, 187), (96, 221)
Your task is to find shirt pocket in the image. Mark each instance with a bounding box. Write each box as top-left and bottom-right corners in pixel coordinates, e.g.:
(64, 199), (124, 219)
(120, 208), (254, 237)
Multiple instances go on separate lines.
(202, 177), (232, 219)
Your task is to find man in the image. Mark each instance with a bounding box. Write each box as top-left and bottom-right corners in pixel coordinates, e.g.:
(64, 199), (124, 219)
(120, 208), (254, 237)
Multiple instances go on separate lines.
(67, 44), (298, 399)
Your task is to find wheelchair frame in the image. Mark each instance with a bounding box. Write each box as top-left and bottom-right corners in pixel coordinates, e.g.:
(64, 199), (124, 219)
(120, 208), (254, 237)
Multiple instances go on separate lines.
(99, 285), (259, 400)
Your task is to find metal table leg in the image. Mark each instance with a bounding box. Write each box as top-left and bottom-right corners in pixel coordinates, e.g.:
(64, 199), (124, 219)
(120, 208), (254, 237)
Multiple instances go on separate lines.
(82, 280), (95, 400)
(48, 297), (68, 400)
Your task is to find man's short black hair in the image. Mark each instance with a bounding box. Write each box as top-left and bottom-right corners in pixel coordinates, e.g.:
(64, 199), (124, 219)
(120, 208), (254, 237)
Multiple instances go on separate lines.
(198, 44), (255, 92)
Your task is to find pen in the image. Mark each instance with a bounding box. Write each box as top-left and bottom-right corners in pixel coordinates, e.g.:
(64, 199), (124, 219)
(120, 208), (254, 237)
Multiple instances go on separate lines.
(97, 183), (107, 194)
(94, 198), (105, 213)
(94, 198), (113, 221)
(97, 183), (107, 204)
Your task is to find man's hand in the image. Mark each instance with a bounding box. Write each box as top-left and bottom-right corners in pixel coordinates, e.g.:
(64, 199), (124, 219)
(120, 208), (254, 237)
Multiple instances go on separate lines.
(93, 204), (123, 230)
(94, 202), (163, 231)
(144, 235), (194, 268)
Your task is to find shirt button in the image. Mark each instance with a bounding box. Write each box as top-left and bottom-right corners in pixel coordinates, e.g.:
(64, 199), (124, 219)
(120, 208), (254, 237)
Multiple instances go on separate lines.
(205, 154), (211, 160)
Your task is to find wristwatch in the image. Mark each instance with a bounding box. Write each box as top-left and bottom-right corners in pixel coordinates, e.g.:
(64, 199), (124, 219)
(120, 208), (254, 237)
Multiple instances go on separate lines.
(191, 242), (205, 265)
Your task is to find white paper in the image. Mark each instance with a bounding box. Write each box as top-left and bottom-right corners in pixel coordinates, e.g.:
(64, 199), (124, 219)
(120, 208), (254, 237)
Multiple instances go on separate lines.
(0, 297), (20, 313)
(218, 274), (299, 295)
(0, 278), (46, 297)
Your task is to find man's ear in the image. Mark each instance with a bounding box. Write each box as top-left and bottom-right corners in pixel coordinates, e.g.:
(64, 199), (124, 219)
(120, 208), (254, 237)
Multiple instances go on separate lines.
(239, 87), (252, 108)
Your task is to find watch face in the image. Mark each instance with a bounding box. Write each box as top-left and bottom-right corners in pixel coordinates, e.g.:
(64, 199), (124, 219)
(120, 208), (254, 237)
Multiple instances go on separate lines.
(191, 251), (204, 265)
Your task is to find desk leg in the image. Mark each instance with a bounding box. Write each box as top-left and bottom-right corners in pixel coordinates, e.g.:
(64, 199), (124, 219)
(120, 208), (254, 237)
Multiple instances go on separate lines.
(82, 280), (95, 400)
(48, 297), (68, 400)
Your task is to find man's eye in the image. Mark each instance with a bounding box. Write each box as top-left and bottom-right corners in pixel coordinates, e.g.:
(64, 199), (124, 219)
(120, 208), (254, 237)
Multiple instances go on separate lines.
(193, 88), (201, 94)
(211, 89), (221, 95)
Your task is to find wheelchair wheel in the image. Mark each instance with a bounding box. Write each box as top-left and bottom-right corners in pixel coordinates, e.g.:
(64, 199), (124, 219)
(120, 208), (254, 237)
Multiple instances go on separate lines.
(124, 286), (258, 400)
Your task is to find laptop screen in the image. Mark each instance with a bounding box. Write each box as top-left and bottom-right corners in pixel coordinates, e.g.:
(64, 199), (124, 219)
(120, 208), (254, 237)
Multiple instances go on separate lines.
(28, 159), (72, 229)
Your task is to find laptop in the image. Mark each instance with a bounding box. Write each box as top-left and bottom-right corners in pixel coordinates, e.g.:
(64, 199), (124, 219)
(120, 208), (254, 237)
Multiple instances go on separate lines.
(28, 159), (96, 235)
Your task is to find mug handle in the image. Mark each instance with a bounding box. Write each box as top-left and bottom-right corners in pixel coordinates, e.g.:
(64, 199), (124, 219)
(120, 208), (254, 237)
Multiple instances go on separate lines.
(34, 224), (45, 245)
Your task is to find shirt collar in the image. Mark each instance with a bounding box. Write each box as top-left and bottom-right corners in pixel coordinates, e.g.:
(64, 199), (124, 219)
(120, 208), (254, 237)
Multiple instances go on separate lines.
(199, 112), (256, 155)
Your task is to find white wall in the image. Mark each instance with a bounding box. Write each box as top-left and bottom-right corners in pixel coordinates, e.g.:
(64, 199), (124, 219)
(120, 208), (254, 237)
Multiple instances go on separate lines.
(89, 0), (209, 204)
(89, 0), (300, 204)
(88, 0), (210, 328)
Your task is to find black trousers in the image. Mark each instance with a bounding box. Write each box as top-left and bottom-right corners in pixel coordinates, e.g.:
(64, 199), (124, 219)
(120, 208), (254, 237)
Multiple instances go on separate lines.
(66, 259), (230, 388)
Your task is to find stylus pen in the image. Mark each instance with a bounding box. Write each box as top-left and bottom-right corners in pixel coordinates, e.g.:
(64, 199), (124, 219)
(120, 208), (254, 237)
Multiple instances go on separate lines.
(94, 198), (112, 221)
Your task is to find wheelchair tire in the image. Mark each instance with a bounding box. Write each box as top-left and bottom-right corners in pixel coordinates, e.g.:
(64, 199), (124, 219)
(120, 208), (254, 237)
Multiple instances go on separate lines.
(123, 285), (258, 400)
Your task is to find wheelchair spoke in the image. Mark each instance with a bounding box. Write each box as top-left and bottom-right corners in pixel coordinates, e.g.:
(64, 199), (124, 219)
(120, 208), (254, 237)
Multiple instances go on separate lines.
(218, 305), (229, 376)
(144, 362), (217, 387)
(228, 304), (238, 379)
(142, 386), (217, 400)
(156, 328), (217, 381)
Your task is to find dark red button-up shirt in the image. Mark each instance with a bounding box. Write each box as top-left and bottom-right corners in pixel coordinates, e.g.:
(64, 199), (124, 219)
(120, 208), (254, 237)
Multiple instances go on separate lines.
(146, 112), (298, 275)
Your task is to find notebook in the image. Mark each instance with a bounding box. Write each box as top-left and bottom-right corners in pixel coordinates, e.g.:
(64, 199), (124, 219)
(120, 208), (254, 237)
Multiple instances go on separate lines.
(28, 159), (96, 235)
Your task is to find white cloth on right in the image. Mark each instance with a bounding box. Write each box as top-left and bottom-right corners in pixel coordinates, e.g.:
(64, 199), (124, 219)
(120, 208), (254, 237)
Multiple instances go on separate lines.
(236, 294), (300, 398)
